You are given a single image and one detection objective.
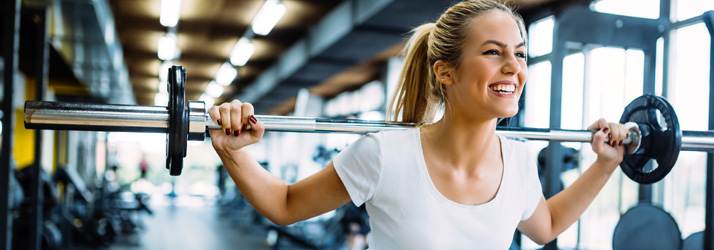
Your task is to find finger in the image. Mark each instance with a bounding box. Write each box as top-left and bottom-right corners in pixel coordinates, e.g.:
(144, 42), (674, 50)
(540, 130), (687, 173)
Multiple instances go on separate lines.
(587, 118), (607, 131)
(612, 123), (625, 146)
(208, 105), (223, 138)
(248, 115), (265, 142)
(219, 102), (232, 136)
(616, 123), (628, 146)
(592, 126), (608, 152)
(230, 100), (242, 137)
(241, 102), (255, 134)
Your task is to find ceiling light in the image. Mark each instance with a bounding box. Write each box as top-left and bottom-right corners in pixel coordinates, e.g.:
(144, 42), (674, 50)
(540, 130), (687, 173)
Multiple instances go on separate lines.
(158, 61), (173, 84)
(230, 38), (255, 66)
(155, 92), (169, 106)
(160, 0), (182, 27)
(216, 63), (237, 86)
(205, 81), (224, 98)
(159, 81), (168, 93)
(200, 94), (215, 107)
(158, 33), (177, 60)
(251, 0), (286, 36)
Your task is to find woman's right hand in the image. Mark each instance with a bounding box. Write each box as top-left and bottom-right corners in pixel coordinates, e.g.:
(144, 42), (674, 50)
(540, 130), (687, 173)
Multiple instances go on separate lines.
(208, 100), (265, 153)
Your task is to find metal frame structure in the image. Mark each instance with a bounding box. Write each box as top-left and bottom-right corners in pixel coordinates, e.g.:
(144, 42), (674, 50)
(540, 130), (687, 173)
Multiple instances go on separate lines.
(1, 0), (21, 249)
(26, 5), (50, 250)
(705, 8), (714, 250)
(533, 5), (665, 249)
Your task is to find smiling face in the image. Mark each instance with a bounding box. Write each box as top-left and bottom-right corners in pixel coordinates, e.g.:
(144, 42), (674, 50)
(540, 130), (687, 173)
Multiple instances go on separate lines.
(438, 10), (528, 121)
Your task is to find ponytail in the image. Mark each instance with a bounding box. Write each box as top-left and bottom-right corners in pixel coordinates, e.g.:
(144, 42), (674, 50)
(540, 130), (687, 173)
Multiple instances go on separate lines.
(388, 23), (442, 125)
(387, 0), (526, 125)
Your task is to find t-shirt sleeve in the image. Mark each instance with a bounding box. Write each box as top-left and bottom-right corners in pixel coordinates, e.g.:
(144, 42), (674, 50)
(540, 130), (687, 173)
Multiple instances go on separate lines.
(521, 143), (544, 221)
(333, 133), (383, 207)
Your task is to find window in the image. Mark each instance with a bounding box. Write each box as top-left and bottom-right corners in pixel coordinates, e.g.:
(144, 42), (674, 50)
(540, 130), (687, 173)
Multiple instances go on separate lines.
(591, 0), (660, 19)
(664, 22), (710, 239)
(674, 0), (714, 21)
(528, 16), (554, 58)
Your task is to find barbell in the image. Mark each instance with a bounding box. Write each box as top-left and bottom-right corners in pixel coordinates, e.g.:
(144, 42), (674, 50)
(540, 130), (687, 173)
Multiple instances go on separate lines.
(22, 66), (714, 183)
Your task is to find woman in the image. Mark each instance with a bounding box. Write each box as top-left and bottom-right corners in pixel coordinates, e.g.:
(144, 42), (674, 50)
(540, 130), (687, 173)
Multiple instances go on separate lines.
(209, 0), (629, 248)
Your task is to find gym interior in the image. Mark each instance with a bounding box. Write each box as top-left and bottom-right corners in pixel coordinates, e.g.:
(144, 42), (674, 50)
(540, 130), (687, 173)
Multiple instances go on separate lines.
(1, 0), (713, 249)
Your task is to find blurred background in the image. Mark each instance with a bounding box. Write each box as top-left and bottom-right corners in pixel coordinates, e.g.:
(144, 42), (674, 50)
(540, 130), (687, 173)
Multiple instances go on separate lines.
(1, 0), (713, 249)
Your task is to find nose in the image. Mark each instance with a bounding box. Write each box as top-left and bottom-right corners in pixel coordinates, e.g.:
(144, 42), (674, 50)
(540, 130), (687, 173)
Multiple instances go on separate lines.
(501, 54), (521, 75)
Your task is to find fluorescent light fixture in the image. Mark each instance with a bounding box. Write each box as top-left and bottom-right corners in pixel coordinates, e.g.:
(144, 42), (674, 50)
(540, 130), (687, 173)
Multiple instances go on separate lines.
(160, 0), (182, 27)
(216, 63), (237, 86)
(251, 0), (286, 36)
(155, 92), (169, 106)
(158, 61), (173, 84)
(205, 81), (225, 98)
(230, 38), (255, 66)
(159, 79), (168, 93)
(158, 33), (177, 60)
(200, 94), (215, 107)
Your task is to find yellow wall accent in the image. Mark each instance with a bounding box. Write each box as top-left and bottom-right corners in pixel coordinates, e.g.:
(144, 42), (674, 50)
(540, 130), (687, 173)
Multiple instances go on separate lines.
(14, 78), (36, 169)
(14, 109), (34, 169)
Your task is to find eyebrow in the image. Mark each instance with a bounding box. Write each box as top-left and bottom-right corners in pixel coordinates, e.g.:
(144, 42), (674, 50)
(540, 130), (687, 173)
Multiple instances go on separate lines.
(481, 40), (526, 48)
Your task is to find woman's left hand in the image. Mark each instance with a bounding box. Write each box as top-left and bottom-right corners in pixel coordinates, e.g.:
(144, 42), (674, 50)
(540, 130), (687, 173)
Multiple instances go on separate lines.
(587, 118), (629, 170)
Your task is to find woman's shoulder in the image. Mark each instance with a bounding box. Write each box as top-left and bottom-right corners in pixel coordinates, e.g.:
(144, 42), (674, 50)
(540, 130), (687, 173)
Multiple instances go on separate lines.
(368, 127), (418, 142)
(500, 136), (528, 150)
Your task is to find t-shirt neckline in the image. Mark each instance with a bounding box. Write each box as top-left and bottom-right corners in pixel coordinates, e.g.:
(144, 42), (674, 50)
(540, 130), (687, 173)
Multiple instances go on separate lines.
(414, 127), (507, 210)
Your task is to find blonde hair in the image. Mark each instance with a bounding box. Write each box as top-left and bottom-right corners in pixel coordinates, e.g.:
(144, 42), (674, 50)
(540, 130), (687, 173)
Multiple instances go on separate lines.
(388, 0), (526, 124)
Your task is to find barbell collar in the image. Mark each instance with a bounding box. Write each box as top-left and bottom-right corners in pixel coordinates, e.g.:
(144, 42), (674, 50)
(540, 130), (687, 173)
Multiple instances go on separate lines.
(188, 101), (206, 141)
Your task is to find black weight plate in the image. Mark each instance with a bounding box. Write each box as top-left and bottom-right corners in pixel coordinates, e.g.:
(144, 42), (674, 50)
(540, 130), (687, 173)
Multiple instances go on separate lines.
(619, 95), (681, 184)
(167, 65), (188, 176)
(613, 204), (681, 250)
(682, 231), (703, 250)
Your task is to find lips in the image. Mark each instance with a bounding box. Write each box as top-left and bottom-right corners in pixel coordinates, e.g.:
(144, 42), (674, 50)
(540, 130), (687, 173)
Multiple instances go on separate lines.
(488, 81), (517, 96)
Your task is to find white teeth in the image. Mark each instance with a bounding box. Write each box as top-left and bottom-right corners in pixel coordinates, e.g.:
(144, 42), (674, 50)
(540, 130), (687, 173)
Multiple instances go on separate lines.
(490, 84), (515, 93)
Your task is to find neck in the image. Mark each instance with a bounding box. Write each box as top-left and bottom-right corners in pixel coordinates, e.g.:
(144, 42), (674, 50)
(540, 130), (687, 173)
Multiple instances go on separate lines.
(421, 111), (501, 171)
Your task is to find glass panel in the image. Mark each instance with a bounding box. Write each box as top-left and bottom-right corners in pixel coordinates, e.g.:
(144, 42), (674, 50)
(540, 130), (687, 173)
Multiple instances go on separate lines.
(557, 53), (586, 249)
(528, 16), (554, 58)
(591, 0), (660, 19)
(524, 62), (552, 129)
(656, 37), (664, 96)
(578, 47), (644, 249)
(665, 22), (710, 238)
(675, 0), (714, 21)
(520, 61), (552, 250)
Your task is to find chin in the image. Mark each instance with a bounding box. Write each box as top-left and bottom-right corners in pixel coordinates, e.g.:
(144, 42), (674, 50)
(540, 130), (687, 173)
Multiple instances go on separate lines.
(497, 107), (519, 118)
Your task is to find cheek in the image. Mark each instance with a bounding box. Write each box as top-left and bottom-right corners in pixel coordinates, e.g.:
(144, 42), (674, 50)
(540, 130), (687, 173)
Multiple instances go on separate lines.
(519, 65), (528, 85)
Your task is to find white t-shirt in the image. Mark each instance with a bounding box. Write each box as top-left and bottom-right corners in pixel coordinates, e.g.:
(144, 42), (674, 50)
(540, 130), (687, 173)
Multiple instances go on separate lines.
(333, 128), (543, 250)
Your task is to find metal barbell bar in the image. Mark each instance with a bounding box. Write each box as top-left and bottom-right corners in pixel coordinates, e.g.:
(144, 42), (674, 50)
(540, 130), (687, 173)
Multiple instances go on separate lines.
(21, 66), (714, 184)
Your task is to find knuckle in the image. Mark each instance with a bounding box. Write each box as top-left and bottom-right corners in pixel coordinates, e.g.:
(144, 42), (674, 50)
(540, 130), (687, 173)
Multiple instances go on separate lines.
(218, 104), (230, 112)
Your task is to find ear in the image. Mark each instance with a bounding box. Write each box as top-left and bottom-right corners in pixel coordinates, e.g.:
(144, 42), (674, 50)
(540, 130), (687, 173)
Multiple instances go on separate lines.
(433, 60), (454, 86)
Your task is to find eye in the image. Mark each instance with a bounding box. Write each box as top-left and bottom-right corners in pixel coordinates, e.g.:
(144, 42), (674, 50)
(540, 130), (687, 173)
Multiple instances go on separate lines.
(483, 50), (500, 56)
(515, 52), (526, 59)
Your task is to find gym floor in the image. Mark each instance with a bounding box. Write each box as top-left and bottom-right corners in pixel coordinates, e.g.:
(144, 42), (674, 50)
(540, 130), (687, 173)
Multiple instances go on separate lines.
(108, 196), (270, 250)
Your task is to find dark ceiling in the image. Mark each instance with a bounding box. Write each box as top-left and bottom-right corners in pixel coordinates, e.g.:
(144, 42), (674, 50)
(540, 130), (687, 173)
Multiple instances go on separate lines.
(104, 0), (580, 114)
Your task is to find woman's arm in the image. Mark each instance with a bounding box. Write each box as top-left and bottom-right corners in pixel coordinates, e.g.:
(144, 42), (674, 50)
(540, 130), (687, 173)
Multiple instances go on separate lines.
(220, 150), (350, 225)
(210, 100), (351, 226)
(517, 119), (628, 244)
(517, 160), (616, 244)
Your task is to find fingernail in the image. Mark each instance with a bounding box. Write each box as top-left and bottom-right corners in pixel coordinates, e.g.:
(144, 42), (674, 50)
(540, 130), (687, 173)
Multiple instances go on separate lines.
(242, 123), (248, 131)
(619, 140), (623, 146)
(225, 128), (230, 135)
(250, 115), (257, 124)
(602, 127), (609, 133)
(217, 119), (222, 126)
(234, 130), (238, 136)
